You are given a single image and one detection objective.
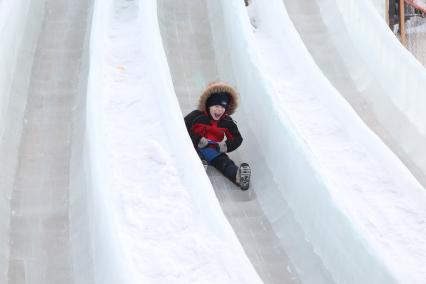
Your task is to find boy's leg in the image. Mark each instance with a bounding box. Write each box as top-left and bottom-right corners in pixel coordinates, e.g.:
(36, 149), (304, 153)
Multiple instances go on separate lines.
(211, 154), (238, 184)
(197, 150), (208, 170)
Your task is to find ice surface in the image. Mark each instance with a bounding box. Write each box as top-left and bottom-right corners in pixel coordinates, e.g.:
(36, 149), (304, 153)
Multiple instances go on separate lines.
(6, 0), (92, 283)
(2, 0), (426, 283)
(252, 0), (426, 283)
(157, 0), (302, 282)
(212, 0), (426, 283)
(329, 0), (426, 186)
(0, 0), (46, 281)
(368, 0), (387, 18)
(71, 0), (264, 283)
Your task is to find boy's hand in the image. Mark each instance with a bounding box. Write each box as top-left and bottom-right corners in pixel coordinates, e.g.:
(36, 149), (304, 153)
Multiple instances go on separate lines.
(216, 141), (227, 153)
(197, 137), (209, 148)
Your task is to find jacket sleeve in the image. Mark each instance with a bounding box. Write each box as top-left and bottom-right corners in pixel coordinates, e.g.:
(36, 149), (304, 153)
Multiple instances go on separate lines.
(224, 118), (243, 152)
(184, 110), (203, 146)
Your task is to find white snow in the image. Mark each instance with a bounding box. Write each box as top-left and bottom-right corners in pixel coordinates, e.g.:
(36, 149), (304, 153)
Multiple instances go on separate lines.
(209, 0), (426, 283)
(368, 0), (387, 18)
(2, 0), (426, 283)
(79, 0), (262, 283)
(240, 0), (426, 283)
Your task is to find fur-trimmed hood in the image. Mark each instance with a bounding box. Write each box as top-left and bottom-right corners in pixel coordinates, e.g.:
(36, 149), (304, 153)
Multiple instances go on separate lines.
(198, 82), (239, 115)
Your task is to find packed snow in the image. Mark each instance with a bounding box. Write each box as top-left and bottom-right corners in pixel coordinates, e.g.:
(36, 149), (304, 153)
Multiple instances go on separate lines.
(209, 0), (426, 282)
(85, 0), (262, 283)
(2, 0), (426, 283)
(243, 0), (426, 283)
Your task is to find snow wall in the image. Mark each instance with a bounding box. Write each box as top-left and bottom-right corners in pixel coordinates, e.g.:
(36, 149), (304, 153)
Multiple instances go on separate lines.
(369, 0), (387, 18)
(0, 0), (45, 280)
(324, 0), (426, 181)
(69, 0), (133, 283)
(208, 0), (425, 282)
(69, 0), (261, 282)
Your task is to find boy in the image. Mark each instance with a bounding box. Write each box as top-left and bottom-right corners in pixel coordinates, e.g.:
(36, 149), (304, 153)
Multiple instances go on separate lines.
(184, 82), (251, 190)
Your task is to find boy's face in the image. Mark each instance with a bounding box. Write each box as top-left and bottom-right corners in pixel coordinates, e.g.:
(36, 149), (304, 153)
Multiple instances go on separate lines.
(209, 105), (226, 120)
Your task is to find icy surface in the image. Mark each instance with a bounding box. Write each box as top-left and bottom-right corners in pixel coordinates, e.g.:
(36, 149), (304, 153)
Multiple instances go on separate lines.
(214, 0), (426, 283)
(0, 0), (46, 281)
(79, 0), (262, 283)
(330, 0), (426, 186)
(5, 0), (91, 283)
(368, 0), (387, 18)
(157, 0), (301, 282)
(257, 0), (426, 283)
(2, 0), (426, 283)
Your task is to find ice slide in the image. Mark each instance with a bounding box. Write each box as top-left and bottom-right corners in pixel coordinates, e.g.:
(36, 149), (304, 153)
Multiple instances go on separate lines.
(157, 1), (308, 283)
(1, 0), (263, 283)
(241, 0), (426, 283)
(0, 0), (137, 283)
(162, 0), (426, 284)
(0, 0), (93, 282)
(1, 0), (426, 284)
(283, 0), (426, 187)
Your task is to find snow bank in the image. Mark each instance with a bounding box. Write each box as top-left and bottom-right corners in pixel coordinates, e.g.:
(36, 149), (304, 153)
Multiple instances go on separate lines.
(0, 0), (45, 280)
(69, 0), (262, 282)
(208, 0), (426, 283)
(69, 0), (133, 283)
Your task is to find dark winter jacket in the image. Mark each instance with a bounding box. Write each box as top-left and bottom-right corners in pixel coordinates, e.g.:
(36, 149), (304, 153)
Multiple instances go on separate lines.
(184, 82), (243, 153)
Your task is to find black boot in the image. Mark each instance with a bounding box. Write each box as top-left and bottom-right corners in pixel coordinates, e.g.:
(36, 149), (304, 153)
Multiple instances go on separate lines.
(237, 163), (251, 191)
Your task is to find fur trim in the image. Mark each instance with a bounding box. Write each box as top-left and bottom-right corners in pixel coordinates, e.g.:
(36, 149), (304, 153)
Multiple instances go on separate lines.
(198, 82), (239, 115)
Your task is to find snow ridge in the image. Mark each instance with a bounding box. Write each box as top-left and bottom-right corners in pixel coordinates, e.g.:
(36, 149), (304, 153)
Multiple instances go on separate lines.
(82, 0), (262, 282)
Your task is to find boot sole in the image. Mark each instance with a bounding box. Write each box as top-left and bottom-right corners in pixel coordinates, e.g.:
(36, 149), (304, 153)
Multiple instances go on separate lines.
(239, 163), (251, 191)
